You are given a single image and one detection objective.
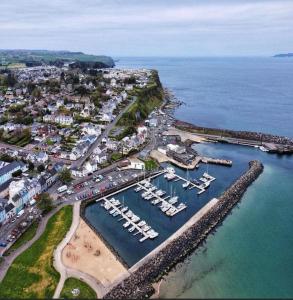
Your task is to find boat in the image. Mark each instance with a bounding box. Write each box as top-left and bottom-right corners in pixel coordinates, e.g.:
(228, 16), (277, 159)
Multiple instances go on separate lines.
(128, 226), (136, 233)
(145, 194), (154, 200)
(142, 191), (151, 197)
(142, 225), (151, 232)
(166, 173), (176, 180)
(147, 229), (159, 239)
(121, 206), (128, 213)
(191, 178), (200, 185)
(151, 198), (161, 205)
(134, 186), (142, 192)
(166, 207), (176, 216)
(149, 186), (157, 192)
(177, 203), (187, 210)
(109, 209), (116, 215)
(182, 181), (190, 188)
(166, 166), (175, 174)
(132, 215), (140, 223)
(138, 220), (146, 227)
(202, 181), (210, 188)
(123, 221), (130, 228)
(168, 196), (178, 204)
(156, 190), (166, 196)
(125, 210), (133, 217)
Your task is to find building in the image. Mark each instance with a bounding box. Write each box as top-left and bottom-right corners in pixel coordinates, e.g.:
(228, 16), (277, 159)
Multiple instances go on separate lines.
(0, 161), (27, 186)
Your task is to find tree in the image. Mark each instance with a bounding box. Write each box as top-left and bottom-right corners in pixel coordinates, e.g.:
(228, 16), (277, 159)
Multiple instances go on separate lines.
(28, 161), (35, 171)
(37, 164), (45, 173)
(12, 169), (22, 177)
(59, 168), (72, 184)
(36, 193), (53, 214)
(31, 87), (41, 99)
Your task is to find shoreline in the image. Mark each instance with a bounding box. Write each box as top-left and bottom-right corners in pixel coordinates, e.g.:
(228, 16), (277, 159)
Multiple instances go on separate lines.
(103, 160), (264, 299)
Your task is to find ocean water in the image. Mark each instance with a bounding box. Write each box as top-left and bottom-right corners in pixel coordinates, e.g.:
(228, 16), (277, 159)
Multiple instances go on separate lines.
(115, 57), (293, 298)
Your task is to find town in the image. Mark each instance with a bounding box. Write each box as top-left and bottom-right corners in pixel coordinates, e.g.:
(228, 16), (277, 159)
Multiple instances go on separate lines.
(0, 63), (173, 248)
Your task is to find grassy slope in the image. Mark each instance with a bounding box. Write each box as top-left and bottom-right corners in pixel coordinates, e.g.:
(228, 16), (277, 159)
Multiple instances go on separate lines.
(4, 222), (38, 256)
(60, 277), (97, 299)
(0, 205), (73, 299)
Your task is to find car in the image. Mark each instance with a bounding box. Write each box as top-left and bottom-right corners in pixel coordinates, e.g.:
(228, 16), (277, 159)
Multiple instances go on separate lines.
(0, 242), (7, 247)
(11, 218), (16, 223)
(75, 196), (79, 201)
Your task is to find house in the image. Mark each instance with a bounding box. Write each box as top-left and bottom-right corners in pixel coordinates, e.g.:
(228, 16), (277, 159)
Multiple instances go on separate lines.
(93, 153), (108, 164)
(0, 161), (27, 186)
(9, 178), (41, 213)
(81, 123), (102, 136)
(5, 203), (15, 220)
(35, 152), (49, 164)
(130, 158), (145, 170)
(0, 198), (6, 225)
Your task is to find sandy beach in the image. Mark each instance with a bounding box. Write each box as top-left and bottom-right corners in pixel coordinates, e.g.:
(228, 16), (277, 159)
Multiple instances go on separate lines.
(62, 219), (127, 286)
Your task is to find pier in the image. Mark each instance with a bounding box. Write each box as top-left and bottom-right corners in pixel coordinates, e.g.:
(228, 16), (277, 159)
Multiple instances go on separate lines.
(100, 197), (159, 242)
(137, 183), (187, 217)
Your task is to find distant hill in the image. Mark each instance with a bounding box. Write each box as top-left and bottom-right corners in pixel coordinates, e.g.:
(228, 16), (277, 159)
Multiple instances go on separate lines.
(274, 53), (293, 58)
(0, 49), (115, 68)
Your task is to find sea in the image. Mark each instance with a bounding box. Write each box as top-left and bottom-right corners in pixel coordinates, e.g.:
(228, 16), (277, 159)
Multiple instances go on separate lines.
(113, 57), (293, 298)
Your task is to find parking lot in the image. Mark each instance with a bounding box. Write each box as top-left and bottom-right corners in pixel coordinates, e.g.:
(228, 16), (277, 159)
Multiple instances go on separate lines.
(58, 168), (144, 203)
(0, 205), (41, 253)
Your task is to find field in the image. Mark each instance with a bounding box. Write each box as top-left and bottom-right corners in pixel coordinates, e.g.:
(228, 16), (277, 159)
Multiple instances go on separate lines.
(0, 206), (73, 299)
(60, 277), (97, 299)
(4, 222), (39, 256)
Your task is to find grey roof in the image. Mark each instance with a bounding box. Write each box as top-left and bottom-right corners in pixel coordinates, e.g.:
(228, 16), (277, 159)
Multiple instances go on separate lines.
(0, 161), (25, 177)
(5, 202), (14, 213)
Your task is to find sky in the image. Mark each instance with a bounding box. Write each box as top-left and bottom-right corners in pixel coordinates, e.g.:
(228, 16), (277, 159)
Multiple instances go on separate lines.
(1, 0), (293, 57)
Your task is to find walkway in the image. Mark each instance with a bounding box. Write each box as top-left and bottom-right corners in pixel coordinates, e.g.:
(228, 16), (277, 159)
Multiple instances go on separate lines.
(0, 203), (66, 282)
(53, 201), (105, 298)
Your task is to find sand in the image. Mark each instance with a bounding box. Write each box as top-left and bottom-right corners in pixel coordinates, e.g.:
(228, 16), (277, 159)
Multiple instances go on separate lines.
(163, 127), (206, 143)
(62, 219), (127, 286)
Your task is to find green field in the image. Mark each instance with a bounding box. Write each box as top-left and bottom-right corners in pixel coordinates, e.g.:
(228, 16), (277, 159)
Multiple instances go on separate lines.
(0, 206), (73, 299)
(60, 278), (97, 299)
(4, 222), (39, 256)
(143, 158), (159, 171)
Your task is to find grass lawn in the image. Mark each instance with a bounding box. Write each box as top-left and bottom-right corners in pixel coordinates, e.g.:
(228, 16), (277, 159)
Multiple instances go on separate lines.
(60, 277), (97, 299)
(144, 158), (159, 171)
(4, 222), (39, 256)
(0, 205), (73, 299)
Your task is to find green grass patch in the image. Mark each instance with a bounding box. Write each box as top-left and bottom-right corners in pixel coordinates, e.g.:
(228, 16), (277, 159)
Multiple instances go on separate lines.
(142, 158), (159, 171)
(4, 222), (39, 256)
(0, 205), (73, 299)
(110, 152), (123, 161)
(60, 277), (97, 299)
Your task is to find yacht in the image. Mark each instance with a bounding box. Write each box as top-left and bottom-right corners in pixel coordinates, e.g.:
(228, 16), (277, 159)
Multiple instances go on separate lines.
(149, 186), (157, 192)
(144, 194), (154, 200)
(147, 229), (159, 239)
(166, 207), (176, 216)
(182, 181), (190, 188)
(165, 173), (176, 181)
(177, 203), (187, 210)
(156, 190), (166, 196)
(168, 196), (178, 205)
(125, 210), (133, 218)
(138, 220), (146, 227)
(121, 206), (128, 213)
(142, 225), (151, 232)
(151, 198), (161, 205)
(128, 226), (136, 233)
(134, 186), (142, 192)
(202, 181), (210, 188)
(123, 221), (130, 228)
(166, 166), (175, 174)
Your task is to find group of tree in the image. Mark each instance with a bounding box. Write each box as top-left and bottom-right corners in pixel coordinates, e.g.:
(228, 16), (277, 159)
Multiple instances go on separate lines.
(59, 168), (72, 184)
(36, 193), (54, 214)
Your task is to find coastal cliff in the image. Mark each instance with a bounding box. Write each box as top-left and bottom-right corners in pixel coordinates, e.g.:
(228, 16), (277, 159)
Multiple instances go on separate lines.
(103, 160), (264, 299)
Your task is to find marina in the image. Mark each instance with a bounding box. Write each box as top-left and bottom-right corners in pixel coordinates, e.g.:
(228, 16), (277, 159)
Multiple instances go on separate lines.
(99, 197), (159, 243)
(84, 162), (231, 266)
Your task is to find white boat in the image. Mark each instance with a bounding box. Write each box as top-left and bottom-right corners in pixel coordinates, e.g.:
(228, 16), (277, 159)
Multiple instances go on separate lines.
(144, 194), (153, 200)
(123, 221), (130, 228)
(166, 167), (175, 174)
(134, 186), (142, 192)
(166, 207), (176, 216)
(128, 226), (136, 233)
(149, 186), (157, 192)
(138, 220), (146, 227)
(109, 209), (116, 215)
(168, 196), (178, 204)
(166, 173), (176, 181)
(156, 190), (166, 196)
(142, 225), (151, 232)
(182, 181), (190, 188)
(121, 206), (128, 213)
(151, 198), (160, 205)
(125, 210), (133, 217)
(202, 181), (210, 188)
(177, 203), (187, 210)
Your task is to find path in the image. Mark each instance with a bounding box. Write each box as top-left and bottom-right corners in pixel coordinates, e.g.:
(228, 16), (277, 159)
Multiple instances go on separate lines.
(0, 203), (66, 282)
(53, 201), (105, 298)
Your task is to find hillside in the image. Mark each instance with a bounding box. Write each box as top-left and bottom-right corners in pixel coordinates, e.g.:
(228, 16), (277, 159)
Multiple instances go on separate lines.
(0, 49), (115, 68)
(273, 53), (293, 58)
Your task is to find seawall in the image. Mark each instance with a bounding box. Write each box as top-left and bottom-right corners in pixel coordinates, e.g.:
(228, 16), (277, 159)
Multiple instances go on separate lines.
(103, 160), (264, 299)
(175, 120), (293, 152)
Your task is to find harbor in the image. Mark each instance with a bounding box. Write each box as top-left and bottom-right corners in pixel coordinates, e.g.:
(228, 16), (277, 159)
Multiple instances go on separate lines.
(83, 160), (238, 267)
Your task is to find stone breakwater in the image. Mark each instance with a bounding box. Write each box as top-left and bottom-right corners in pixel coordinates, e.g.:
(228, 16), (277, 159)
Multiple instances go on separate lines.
(175, 120), (293, 147)
(103, 160), (264, 299)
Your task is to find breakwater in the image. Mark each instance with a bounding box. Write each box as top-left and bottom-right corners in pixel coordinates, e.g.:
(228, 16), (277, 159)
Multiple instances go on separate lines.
(103, 160), (263, 299)
(175, 120), (293, 153)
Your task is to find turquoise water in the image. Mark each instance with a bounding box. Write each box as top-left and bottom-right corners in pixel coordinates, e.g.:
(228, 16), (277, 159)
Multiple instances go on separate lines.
(115, 57), (293, 298)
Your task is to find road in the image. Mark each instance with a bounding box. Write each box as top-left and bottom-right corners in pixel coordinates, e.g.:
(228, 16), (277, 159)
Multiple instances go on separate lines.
(71, 97), (137, 169)
(0, 202), (68, 282)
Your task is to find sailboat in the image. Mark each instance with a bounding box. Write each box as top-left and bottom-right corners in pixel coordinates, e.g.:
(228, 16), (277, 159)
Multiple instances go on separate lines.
(182, 169), (190, 188)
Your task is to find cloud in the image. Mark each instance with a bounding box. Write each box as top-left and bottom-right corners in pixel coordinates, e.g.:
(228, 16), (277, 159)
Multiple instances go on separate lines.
(0, 0), (293, 56)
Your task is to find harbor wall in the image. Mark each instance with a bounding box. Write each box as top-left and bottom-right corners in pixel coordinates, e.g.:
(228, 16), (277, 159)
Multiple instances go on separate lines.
(175, 120), (293, 147)
(103, 160), (264, 299)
